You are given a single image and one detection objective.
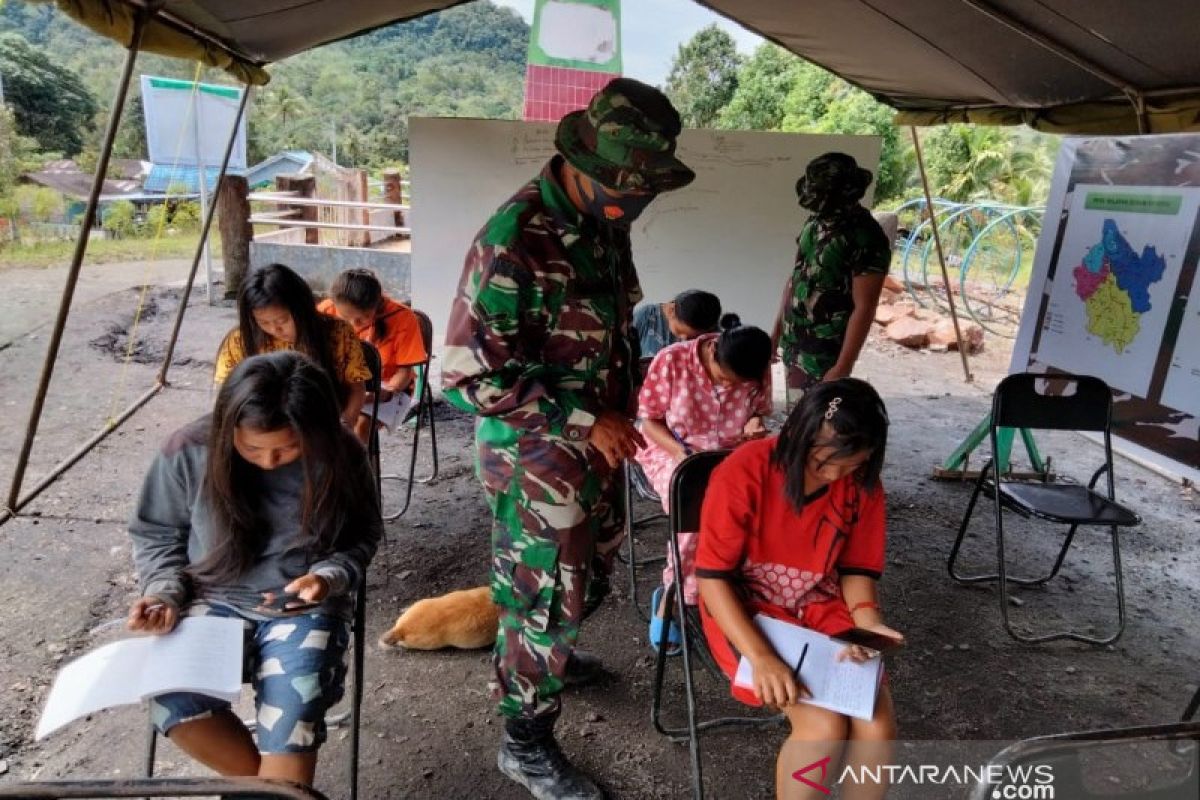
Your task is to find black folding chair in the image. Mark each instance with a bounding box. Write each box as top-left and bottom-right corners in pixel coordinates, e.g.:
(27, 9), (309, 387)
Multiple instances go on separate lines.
(948, 372), (1140, 645)
(145, 343), (382, 800)
(969, 719), (1199, 800)
(0, 778), (329, 799)
(381, 309), (439, 520)
(620, 460), (668, 622)
(650, 450), (784, 800)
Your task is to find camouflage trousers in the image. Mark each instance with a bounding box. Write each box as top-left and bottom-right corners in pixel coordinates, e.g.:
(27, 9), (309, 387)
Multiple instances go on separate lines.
(785, 361), (825, 408)
(480, 439), (625, 721)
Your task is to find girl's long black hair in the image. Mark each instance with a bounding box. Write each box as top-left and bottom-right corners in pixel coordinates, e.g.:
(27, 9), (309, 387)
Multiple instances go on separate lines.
(190, 351), (375, 587)
(233, 263), (345, 403)
(330, 268), (390, 340)
(771, 378), (889, 513)
(713, 313), (772, 381)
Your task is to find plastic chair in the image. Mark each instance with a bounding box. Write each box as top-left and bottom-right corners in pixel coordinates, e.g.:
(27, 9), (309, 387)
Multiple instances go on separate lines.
(145, 343), (381, 800)
(948, 372), (1140, 645)
(650, 450), (784, 800)
(0, 778), (329, 799)
(381, 309), (439, 520)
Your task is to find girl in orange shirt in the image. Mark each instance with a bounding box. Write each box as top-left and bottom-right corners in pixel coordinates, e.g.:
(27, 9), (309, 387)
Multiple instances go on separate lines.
(319, 269), (428, 442)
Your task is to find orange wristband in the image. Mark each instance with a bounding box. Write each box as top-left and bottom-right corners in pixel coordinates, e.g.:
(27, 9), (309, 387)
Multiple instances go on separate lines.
(849, 601), (880, 615)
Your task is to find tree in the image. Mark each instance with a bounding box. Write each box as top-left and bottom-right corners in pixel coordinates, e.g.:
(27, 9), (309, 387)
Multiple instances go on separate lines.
(918, 125), (1054, 204)
(717, 44), (803, 131)
(664, 25), (741, 129)
(0, 33), (97, 155)
(102, 199), (136, 238)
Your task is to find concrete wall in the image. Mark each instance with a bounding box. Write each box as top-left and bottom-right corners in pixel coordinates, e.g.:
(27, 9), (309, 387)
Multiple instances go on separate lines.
(249, 241), (411, 302)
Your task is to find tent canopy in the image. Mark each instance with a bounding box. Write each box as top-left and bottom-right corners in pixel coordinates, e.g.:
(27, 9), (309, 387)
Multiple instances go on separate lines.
(40, 0), (1200, 133)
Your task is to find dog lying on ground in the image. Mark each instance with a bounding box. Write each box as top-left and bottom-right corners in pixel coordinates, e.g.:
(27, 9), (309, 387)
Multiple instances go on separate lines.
(378, 585), (499, 650)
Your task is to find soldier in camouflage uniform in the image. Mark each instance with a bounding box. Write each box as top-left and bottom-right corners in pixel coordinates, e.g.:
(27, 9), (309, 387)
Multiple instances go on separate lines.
(442, 78), (694, 800)
(773, 152), (891, 407)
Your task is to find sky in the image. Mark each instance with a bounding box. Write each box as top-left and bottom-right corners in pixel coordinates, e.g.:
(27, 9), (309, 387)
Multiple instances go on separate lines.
(491, 0), (764, 86)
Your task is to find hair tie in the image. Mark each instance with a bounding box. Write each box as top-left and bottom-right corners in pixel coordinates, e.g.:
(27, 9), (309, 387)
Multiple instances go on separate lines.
(824, 397), (842, 421)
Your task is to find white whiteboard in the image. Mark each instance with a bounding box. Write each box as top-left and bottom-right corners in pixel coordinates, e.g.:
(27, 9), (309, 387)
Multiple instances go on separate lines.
(409, 117), (881, 336)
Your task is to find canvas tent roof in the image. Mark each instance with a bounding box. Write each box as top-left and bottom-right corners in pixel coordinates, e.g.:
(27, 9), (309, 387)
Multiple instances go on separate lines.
(36, 1), (1200, 134)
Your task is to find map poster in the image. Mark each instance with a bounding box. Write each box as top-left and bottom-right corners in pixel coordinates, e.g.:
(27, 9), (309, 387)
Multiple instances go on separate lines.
(1012, 136), (1200, 483)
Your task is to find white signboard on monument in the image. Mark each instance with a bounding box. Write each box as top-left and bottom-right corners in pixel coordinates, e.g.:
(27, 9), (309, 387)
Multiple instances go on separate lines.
(140, 75), (247, 170)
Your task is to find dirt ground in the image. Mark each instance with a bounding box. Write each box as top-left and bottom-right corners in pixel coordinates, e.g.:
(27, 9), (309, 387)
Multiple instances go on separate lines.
(0, 259), (1197, 799)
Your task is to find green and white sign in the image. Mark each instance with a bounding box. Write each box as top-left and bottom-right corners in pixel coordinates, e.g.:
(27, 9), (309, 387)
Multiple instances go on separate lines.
(527, 0), (622, 73)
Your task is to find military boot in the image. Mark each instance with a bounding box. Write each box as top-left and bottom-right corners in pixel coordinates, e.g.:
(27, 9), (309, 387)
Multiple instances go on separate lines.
(497, 715), (605, 800)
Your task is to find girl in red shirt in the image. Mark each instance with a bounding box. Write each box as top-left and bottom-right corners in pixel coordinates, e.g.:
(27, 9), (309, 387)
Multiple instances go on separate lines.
(696, 378), (900, 799)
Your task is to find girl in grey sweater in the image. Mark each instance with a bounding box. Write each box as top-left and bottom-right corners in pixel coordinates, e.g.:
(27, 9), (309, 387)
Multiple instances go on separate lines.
(127, 351), (381, 787)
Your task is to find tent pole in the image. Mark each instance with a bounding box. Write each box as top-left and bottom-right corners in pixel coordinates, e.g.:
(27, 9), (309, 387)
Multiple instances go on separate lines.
(0, 385), (162, 527)
(158, 84), (252, 386)
(909, 126), (973, 383)
(5, 9), (152, 515)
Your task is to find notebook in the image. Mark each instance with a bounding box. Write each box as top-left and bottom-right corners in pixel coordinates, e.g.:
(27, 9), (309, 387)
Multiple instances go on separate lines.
(36, 616), (244, 740)
(733, 613), (884, 721)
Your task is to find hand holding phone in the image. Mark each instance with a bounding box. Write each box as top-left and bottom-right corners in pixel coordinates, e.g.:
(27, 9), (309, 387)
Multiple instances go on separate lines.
(257, 591), (320, 614)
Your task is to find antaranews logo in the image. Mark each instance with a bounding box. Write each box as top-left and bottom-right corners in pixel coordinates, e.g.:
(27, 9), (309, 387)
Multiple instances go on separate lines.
(791, 757), (832, 795)
(793, 762), (1055, 798)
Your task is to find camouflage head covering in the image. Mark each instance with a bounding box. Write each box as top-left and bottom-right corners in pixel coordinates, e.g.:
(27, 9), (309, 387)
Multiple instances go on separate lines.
(555, 77), (696, 194)
(795, 152), (874, 215)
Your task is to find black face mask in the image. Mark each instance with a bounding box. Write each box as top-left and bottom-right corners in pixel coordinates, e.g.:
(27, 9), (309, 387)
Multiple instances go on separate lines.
(796, 175), (848, 216)
(573, 172), (657, 229)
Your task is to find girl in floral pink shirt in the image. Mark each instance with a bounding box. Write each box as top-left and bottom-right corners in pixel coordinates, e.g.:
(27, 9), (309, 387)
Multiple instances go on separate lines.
(634, 315), (773, 646)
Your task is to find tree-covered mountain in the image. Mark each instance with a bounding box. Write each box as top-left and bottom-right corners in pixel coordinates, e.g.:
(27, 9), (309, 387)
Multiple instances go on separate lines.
(0, 0), (529, 168)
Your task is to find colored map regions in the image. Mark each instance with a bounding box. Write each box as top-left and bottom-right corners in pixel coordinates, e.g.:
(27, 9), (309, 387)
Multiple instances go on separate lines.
(1072, 218), (1167, 353)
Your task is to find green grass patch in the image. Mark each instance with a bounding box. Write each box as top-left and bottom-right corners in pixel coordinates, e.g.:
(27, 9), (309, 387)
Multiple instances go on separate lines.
(0, 231), (222, 271)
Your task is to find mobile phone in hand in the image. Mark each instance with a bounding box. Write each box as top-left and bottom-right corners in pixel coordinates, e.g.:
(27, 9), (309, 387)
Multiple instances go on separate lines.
(834, 627), (904, 654)
(259, 592), (320, 613)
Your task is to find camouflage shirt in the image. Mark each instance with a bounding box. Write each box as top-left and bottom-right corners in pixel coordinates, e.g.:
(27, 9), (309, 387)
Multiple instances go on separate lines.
(779, 206), (890, 376)
(443, 156), (643, 449)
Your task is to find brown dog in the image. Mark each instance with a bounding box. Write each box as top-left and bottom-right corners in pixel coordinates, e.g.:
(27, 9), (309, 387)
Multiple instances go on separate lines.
(378, 586), (499, 650)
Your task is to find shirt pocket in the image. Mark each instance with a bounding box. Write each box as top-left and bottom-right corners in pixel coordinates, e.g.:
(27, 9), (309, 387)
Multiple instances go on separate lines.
(544, 294), (612, 377)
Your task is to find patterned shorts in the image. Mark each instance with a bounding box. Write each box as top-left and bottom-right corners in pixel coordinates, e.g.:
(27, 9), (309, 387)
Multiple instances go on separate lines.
(149, 603), (350, 754)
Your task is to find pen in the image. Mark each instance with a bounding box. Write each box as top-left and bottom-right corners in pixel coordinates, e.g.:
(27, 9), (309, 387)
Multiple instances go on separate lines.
(792, 642), (808, 680)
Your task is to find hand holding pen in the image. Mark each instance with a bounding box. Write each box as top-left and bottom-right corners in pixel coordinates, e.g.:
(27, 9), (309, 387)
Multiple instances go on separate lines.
(126, 596), (179, 634)
(749, 643), (812, 708)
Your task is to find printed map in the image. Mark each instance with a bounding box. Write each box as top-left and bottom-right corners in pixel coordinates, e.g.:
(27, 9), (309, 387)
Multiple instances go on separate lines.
(1071, 218), (1167, 353)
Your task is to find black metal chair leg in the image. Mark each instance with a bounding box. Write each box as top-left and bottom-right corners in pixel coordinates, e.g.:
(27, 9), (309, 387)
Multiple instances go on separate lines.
(144, 722), (158, 778)
(947, 462), (989, 581)
(418, 376), (439, 484)
(349, 584), (366, 800)
(671, 551), (705, 800)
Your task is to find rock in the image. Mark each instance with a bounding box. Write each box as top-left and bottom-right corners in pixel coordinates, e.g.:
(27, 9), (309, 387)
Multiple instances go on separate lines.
(912, 307), (941, 322)
(874, 304), (912, 326)
(885, 317), (933, 348)
(928, 318), (985, 353)
(957, 643), (971, 651)
(1065, 666), (1077, 674)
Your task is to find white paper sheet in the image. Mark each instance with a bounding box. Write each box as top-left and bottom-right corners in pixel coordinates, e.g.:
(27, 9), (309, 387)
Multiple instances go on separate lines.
(36, 616), (244, 740)
(734, 614), (882, 721)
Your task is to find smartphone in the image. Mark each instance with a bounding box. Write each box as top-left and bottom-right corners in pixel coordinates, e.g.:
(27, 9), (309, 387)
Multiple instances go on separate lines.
(833, 627), (904, 654)
(259, 592), (320, 613)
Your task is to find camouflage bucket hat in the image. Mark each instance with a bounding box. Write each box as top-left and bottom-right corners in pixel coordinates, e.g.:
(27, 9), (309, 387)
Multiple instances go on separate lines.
(796, 151), (874, 206)
(555, 77), (696, 194)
